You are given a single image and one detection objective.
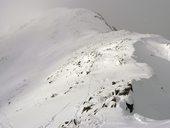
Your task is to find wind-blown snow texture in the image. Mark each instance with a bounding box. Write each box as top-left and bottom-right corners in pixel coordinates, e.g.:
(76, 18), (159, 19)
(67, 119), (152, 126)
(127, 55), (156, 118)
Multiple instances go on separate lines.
(0, 8), (170, 128)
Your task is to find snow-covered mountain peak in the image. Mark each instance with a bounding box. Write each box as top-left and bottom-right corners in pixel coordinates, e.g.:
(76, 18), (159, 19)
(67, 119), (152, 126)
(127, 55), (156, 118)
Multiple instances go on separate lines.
(0, 8), (114, 100)
(0, 8), (170, 128)
(1, 8), (114, 40)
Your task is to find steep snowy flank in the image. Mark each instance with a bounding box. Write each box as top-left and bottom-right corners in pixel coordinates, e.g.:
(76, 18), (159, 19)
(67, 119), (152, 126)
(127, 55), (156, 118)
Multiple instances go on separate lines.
(0, 8), (170, 128)
(0, 8), (112, 102)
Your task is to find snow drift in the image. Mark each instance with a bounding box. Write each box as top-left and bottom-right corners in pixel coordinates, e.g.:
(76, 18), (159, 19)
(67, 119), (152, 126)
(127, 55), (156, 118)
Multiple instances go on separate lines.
(0, 8), (170, 128)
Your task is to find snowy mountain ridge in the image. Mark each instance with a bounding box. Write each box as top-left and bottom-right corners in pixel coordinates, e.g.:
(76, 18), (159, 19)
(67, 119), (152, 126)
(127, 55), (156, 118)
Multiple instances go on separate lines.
(0, 8), (170, 128)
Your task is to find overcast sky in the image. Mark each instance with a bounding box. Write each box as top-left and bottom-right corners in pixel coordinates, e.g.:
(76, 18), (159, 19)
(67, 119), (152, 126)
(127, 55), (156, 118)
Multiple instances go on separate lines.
(0, 0), (170, 39)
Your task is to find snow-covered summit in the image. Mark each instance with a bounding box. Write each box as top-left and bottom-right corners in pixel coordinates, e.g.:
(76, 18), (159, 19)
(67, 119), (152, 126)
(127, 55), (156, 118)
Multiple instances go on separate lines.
(0, 8), (170, 128)
(0, 8), (113, 100)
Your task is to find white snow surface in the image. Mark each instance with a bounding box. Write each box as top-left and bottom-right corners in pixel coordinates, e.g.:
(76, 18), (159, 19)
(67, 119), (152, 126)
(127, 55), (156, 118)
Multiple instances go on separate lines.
(0, 8), (170, 128)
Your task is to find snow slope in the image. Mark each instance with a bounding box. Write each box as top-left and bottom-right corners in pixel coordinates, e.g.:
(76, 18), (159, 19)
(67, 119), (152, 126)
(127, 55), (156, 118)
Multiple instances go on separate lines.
(0, 8), (170, 128)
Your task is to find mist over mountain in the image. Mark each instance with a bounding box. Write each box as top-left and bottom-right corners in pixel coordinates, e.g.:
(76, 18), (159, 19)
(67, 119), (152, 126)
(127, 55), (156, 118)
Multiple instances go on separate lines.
(0, 0), (170, 39)
(0, 7), (170, 128)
